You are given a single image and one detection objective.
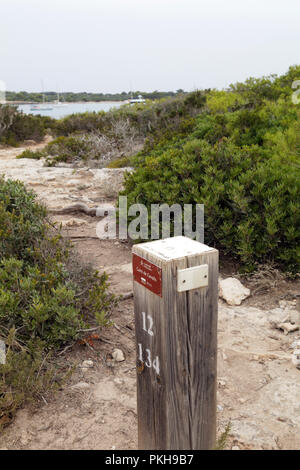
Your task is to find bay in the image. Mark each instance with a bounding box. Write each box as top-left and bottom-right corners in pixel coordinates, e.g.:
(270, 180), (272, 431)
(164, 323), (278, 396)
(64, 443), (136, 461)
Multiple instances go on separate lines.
(17, 101), (125, 119)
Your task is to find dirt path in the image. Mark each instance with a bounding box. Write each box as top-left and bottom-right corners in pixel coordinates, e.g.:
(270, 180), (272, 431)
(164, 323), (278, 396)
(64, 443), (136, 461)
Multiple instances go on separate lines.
(0, 135), (52, 160)
(0, 149), (299, 450)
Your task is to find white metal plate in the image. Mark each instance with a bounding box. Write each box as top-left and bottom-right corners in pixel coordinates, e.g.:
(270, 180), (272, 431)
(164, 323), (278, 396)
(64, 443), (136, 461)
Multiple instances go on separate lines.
(177, 264), (208, 292)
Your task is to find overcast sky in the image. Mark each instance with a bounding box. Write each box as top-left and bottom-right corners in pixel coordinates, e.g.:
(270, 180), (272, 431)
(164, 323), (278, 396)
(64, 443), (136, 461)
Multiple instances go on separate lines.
(1, 0), (299, 93)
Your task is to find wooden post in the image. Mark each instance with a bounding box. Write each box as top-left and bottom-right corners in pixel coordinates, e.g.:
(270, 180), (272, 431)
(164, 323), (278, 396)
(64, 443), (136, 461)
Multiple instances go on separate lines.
(133, 236), (218, 450)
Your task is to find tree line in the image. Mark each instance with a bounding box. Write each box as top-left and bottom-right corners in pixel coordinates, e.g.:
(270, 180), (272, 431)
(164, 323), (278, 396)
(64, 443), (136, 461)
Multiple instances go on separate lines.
(6, 90), (185, 103)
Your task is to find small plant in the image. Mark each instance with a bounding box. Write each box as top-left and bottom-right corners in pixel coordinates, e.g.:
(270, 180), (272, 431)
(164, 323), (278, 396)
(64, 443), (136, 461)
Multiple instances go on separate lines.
(107, 155), (132, 168)
(16, 149), (46, 159)
(215, 422), (231, 450)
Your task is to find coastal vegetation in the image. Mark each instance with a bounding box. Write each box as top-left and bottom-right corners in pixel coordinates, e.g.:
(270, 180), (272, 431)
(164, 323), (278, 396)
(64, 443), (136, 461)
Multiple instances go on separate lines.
(0, 104), (55, 146)
(4, 66), (300, 274)
(122, 66), (300, 273)
(0, 65), (299, 433)
(0, 177), (114, 428)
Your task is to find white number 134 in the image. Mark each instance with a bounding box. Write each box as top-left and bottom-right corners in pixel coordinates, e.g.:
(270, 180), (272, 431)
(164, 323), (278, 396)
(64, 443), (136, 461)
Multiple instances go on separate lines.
(138, 343), (160, 375)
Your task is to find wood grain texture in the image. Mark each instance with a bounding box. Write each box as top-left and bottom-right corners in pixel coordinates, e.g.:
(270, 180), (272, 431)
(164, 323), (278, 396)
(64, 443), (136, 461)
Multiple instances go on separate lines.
(133, 238), (218, 450)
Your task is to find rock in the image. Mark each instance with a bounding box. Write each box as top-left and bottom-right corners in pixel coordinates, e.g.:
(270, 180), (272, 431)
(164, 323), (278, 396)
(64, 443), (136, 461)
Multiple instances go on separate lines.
(269, 303), (300, 334)
(292, 349), (300, 369)
(60, 218), (87, 228)
(112, 349), (125, 362)
(81, 360), (94, 368)
(276, 322), (299, 335)
(219, 278), (250, 306)
(232, 446), (240, 450)
(218, 379), (227, 387)
(291, 339), (300, 349)
(66, 179), (80, 187)
(71, 382), (90, 390)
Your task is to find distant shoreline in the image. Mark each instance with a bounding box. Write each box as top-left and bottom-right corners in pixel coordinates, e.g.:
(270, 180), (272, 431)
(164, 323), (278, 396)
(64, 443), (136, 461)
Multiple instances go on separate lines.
(7, 100), (128, 105)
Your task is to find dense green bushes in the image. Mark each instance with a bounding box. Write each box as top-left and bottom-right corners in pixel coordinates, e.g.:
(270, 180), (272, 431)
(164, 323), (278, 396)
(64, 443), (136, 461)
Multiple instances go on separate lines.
(0, 177), (113, 346)
(0, 177), (113, 426)
(17, 91), (206, 165)
(0, 105), (55, 146)
(53, 91), (206, 138)
(122, 66), (300, 273)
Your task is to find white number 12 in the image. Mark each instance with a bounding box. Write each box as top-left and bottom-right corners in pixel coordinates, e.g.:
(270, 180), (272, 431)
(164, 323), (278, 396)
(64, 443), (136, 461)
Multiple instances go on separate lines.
(141, 312), (154, 336)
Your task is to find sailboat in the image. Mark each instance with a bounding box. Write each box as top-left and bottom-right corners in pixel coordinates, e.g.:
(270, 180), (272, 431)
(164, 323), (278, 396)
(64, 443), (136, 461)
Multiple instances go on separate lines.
(30, 94), (53, 111)
(30, 80), (53, 111)
(53, 92), (68, 107)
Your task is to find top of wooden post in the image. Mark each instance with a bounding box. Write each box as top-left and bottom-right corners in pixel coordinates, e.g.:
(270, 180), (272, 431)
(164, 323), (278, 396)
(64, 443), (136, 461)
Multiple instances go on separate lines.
(134, 236), (215, 261)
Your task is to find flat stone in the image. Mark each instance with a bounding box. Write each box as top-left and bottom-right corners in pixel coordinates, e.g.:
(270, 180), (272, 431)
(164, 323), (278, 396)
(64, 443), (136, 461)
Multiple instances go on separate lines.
(60, 218), (87, 228)
(71, 382), (90, 390)
(81, 360), (94, 368)
(219, 278), (250, 306)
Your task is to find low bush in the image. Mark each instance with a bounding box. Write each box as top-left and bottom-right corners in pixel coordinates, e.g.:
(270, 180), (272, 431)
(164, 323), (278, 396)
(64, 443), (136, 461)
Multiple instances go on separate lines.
(0, 177), (114, 427)
(107, 156), (132, 168)
(0, 105), (56, 145)
(16, 149), (46, 160)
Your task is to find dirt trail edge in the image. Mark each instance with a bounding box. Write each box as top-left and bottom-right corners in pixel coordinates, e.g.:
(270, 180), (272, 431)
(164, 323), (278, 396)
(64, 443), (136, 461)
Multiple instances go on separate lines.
(0, 149), (299, 450)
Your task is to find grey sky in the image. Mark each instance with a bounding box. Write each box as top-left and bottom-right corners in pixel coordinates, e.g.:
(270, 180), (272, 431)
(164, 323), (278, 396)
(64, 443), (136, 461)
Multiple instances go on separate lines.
(1, 0), (299, 93)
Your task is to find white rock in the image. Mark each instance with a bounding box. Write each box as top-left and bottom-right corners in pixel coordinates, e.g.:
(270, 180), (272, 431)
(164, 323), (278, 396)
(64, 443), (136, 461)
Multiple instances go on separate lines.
(292, 349), (300, 369)
(81, 360), (94, 368)
(219, 278), (250, 306)
(291, 340), (300, 349)
(112, 349), (125, 362)
(232, 446), (240, 450)
(61, 218), (87, 228)
(71, 382), (90, 390)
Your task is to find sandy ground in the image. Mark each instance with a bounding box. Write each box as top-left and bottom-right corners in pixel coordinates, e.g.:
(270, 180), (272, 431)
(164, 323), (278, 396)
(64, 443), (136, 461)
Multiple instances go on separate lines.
(0, 136), (53, 160)
(0, 142), (299, 450)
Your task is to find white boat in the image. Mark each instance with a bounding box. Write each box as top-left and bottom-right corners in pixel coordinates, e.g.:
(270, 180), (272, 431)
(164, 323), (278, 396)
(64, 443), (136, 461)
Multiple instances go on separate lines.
(53, 92), (68, 107)
(30, 81), (54, 111)
(129, 94), (146, 104)
(30, 103), (54, 111)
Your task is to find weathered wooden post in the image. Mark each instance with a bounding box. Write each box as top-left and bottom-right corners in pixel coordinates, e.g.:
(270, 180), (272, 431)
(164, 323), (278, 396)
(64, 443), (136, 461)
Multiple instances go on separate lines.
(133, 236), (218, 450)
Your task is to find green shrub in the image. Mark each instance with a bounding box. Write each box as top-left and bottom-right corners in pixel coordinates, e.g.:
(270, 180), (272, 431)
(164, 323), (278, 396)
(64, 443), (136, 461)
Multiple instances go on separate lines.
(16, 149), (46, 160)
(107, 156), (132, 168)
(0, 105), (56, 145)
(0, 177), (114, 426)
(54, 91), (206, 139)
(122, 68), (300, 273)
(44, 135), (104, 165)
(0, 335), (61, 430)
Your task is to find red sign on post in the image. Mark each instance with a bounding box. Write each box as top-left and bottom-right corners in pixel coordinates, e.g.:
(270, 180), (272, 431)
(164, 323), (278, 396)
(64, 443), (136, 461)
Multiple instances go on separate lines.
(133, 254), (162, 297)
